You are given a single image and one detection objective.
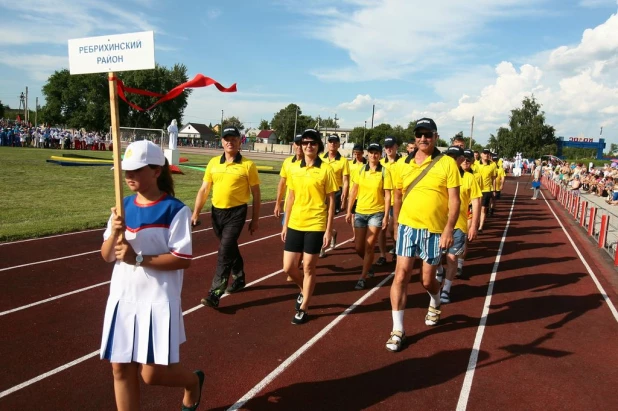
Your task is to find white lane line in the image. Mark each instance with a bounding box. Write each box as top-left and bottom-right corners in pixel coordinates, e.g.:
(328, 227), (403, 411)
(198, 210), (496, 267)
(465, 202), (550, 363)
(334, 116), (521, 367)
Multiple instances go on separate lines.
(228, 269), (393, 411)
(0, 251), (100, 272)
(0, 281), (111, 317)
(456, 182), (519, 411)
(0, 235), (353, 399)
(0, 214), (276, 272)
(0, 201), (276, 246)
(192, 214), (275, 235)
(541, 191), (618, 322)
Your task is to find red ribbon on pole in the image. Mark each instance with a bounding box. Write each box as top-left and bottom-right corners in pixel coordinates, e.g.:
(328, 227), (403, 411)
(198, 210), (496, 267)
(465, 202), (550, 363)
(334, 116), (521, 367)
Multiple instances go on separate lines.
(113, 74), (237, 111)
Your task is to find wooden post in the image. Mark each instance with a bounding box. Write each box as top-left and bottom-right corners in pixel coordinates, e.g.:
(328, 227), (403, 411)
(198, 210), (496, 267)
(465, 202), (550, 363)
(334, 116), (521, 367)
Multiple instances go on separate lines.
(108, 72), (124, 219)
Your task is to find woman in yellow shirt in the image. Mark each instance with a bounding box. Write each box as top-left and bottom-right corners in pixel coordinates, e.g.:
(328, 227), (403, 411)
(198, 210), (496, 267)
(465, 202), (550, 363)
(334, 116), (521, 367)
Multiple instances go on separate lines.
(282, 129), (339, 324)
(345, 143), (392, 290)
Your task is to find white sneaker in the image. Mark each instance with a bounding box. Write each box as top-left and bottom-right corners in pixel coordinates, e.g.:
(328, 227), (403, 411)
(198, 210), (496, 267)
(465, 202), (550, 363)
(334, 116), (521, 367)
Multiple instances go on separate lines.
(319, 249), (326, 258)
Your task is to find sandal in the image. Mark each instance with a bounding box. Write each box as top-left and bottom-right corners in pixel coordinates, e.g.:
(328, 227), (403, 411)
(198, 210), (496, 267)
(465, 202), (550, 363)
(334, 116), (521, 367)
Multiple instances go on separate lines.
(375, 256), (387, 266)
(425, 305), (441, 326)
(385, 330), (405, 352)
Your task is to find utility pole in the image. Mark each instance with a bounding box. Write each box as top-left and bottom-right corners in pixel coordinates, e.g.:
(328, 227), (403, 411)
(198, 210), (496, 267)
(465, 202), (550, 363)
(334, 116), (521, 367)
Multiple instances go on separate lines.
(371, 105), (375, 129)
(363, 120), (367, 148)
(220, 110), (224, 138)
(293, 106), (298, 139)
(19, 92), (25, 121)
(469, 115), (475, 149)
(25, 87), (29, 124)
(35, 97), (38, 127)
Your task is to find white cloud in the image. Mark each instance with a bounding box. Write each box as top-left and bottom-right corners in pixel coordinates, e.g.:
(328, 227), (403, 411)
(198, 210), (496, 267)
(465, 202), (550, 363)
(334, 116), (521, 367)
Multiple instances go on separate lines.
(337, 94), (374, 110)
(578, 0), (618, 8)
(0, 53), (68, 81)
(206, 8), (222, 20)
(290, 0), (545, 82)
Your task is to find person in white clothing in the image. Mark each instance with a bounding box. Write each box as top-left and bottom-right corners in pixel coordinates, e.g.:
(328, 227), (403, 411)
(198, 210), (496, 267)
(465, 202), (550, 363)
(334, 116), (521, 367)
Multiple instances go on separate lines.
(100, 140), (204, 411)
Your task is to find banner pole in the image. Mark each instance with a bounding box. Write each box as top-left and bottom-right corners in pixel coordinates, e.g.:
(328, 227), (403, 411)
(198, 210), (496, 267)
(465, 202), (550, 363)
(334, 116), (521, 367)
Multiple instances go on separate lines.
(109, 72), (124, 222)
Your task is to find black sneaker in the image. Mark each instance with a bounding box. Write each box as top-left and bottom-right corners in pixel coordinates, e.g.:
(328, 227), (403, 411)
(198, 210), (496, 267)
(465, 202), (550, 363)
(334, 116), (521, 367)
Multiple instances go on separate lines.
(201, 292), (220, 308)
(295, 293), (304, 311)
(292, 309), (308, 325)
(226, 278), (245, 294)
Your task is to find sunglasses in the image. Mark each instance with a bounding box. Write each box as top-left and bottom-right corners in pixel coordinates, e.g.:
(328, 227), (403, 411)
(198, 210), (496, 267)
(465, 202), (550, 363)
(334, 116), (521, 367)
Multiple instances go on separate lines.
(414, 131), (434, 139)
(462, 158), (472, 163)
(301, 141), (318, 146)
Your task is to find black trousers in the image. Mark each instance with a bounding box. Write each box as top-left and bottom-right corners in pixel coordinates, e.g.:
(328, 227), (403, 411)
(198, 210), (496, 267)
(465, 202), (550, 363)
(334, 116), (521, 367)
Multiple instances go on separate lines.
(210, 204), (247, 295)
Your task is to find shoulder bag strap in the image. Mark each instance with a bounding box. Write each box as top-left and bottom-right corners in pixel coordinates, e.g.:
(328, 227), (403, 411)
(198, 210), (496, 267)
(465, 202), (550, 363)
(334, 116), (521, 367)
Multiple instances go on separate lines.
(403, 154), (443, 201)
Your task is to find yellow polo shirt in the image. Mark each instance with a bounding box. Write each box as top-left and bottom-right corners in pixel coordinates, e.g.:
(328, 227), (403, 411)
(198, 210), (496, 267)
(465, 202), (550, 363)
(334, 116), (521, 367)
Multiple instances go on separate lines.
(322, 152), (350, 188)
(349, 158), (367, 177)
(286, 157), (339, 232)
(396, 153), (461, 233)
(456, 170), (482, 233)
(351, 163), (393, 215)
(280, 155), (301, 211)
(204, 153), (260, 209)
(381, 155), (403, 205)
(477, 162), (497, 193)
(496, 167), (506, 190)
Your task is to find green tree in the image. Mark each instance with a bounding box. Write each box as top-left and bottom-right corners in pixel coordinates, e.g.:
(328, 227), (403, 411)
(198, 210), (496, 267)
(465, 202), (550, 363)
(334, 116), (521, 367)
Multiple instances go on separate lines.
(271, 104), (303, 143)
(40, 64), (191, 131)
(319, 116), (339, 129)
(0, 101), (4, 118)
(493, 96), (557, 158)
(223, 116), (244, 130)
(606, 143), (618, 156)
(348, 126), (368, 146)
(259, 119), (270, 130)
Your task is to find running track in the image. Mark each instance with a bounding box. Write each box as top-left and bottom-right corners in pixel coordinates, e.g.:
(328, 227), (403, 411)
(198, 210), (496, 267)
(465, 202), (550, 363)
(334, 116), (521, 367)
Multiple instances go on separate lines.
(1, 179), (617, 410)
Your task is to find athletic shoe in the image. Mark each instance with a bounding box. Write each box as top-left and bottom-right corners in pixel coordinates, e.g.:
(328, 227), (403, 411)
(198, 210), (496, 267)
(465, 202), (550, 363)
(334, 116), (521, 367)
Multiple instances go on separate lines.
(295, 293), (303, 311)
(292, 309), (308, 325)
(436, 265), (445, 283)
(367, 268), (375, 278)
(440, 290), (451, 304)
(455, 267), (463, 279)
(354, 278), (365, 290)
(201, 292), (220, 308)
(319, 249), (326, 258)
(330, 231), (337, 249)
(375, 256), (387, 266)
(226, 278), (245, 294)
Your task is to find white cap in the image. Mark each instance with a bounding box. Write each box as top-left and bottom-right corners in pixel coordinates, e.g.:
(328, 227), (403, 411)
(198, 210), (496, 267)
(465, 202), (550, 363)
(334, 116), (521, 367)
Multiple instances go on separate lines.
(121, 140), (165, 170)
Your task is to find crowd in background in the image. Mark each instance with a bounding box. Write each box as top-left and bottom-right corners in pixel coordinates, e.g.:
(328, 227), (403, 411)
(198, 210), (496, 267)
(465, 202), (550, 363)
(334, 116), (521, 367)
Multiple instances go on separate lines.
(0, 119), (112, 150)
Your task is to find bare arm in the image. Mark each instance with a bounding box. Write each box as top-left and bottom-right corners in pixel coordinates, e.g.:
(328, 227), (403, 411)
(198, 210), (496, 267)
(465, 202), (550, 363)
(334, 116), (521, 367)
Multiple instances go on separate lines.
(439, 187), (461, 249)
(324, 192), (336, 248)
(341, 175), (350, 206)
(346, 183), (359, 222)
(468, 197), (481, 241)
(274, 177), (286, 217)
(249, 184), (261, 234)
(192, 180), (212, 225)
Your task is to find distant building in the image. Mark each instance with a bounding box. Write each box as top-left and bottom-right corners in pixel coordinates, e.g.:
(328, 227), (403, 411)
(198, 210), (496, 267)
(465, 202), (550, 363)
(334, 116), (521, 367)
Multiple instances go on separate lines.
(256, 130), (278, 144)
(319, 127), (353, 145)
(178, 123), (217, 142)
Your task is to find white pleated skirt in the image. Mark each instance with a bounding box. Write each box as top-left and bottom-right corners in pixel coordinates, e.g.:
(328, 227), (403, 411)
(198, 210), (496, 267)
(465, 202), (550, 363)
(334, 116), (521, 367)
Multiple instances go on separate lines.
(100, 297), (186, 365)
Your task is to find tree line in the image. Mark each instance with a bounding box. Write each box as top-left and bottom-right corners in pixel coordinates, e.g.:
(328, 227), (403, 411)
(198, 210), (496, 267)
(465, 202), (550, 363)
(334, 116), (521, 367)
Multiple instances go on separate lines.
(34, 65), (586, 159)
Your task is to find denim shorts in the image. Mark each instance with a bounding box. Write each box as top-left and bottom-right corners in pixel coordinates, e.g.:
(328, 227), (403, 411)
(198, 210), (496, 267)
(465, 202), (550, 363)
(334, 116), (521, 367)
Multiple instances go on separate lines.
(354, 212), (385, 228)
(446, 228), (466, 256)
(396, 224), (442, 265)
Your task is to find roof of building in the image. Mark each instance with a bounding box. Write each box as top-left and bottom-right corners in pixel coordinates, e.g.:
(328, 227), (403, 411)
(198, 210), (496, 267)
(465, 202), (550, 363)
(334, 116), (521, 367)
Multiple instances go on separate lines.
(180, 123), (216, 136)
(257, 130), (276, 138)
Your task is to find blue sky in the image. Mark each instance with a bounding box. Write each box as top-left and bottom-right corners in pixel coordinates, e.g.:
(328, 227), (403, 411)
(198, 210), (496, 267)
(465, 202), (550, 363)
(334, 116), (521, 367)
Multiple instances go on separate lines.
(1, 0), (618, 148)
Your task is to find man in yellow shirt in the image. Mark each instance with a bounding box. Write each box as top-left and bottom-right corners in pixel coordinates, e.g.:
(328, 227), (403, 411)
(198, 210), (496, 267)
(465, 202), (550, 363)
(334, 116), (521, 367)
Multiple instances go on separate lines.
(320, 134), (350, 257)
(192, 126), (261, 308)
(386, 118), (460, 352)
(378, 136), (402, 265)
(477, 148), (497, 232)
(440, 147), (481, 304)
(493, 153), (506, 201)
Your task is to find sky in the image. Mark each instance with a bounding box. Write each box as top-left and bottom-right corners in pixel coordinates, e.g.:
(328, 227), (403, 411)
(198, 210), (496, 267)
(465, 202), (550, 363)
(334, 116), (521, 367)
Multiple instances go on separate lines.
(1, 0), (618, 147)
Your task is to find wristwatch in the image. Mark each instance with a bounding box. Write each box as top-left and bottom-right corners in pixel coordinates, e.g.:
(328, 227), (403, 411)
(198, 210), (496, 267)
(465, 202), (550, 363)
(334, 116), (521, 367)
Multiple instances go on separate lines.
(135, 252), (144, 268)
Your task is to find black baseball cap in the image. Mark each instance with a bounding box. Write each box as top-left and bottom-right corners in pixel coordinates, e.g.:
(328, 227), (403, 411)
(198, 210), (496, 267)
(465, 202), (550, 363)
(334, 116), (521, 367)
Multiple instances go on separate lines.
(368, 143), (382, 152)
(327, 135), (340, 142)
(293, 134), (303, 144)
(384, 136), (397, 147)
(222, 126), (241, 138)
(353, 143), (364, 151)
(413, 118), (437, 132)
(301, 129), (320, 141)
(445, 146), (464, 159)
(463, 149), (474, 159)
(482, 148), (491, 154)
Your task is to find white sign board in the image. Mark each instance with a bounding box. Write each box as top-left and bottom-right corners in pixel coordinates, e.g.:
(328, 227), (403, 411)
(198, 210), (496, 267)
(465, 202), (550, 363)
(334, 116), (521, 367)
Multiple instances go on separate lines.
(68, 31), (155, 75)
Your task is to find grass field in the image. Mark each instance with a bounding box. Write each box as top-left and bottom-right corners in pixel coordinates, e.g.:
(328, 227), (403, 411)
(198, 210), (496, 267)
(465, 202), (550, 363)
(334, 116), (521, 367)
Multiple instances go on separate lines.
(0, 147), (283, 241)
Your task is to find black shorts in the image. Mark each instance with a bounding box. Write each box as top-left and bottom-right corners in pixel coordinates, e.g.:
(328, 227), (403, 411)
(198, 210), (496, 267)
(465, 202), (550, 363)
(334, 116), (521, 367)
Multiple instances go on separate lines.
(284, 227), (325, 255)
(495, 191), (501, 200)
(334, 188), (342, 214)
(481, 192), (492, 207)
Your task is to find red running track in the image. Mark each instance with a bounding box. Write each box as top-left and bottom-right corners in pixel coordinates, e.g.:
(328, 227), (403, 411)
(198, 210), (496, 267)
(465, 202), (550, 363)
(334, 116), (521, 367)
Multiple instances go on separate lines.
(0, 180), (617, 410)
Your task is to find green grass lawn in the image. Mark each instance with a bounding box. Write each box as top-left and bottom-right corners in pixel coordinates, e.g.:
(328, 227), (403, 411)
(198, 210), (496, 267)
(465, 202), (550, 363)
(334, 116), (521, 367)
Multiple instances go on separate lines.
(0, 147), (282, 241)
